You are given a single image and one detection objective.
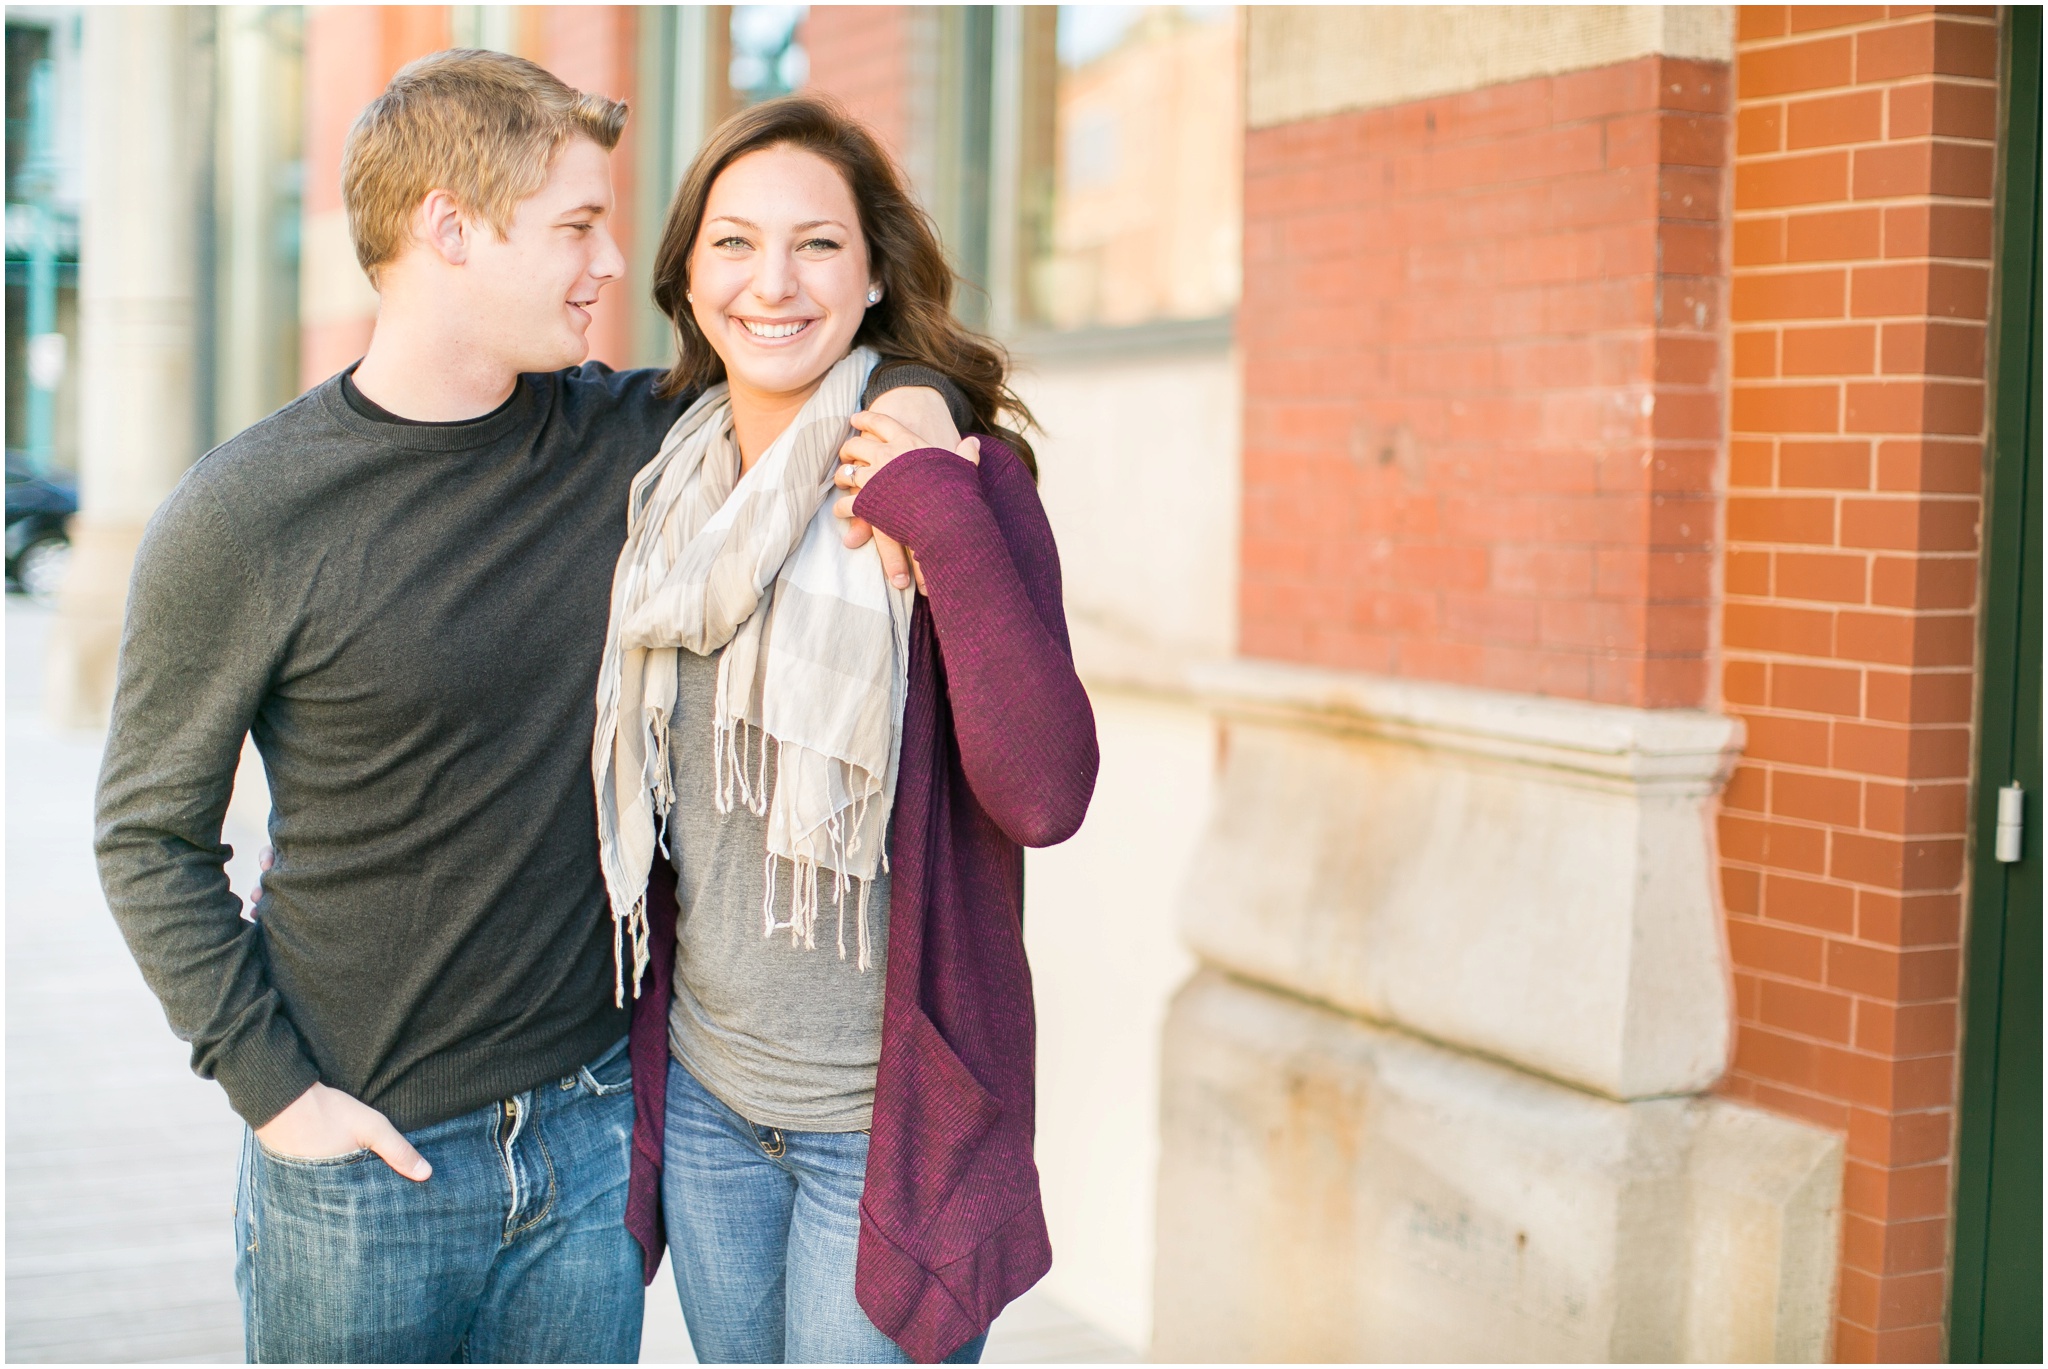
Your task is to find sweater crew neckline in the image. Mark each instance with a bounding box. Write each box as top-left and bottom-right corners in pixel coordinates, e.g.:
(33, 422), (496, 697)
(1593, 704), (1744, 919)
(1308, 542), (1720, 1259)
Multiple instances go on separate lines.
(321, 364), (540, 451)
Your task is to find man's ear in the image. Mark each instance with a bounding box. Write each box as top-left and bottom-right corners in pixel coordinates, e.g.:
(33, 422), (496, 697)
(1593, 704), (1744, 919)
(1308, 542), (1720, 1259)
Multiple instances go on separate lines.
(416, 189), (471, 266)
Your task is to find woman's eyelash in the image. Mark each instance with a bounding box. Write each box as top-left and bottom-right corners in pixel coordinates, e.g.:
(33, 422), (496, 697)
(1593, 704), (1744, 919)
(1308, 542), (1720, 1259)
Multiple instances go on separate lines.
(707, 235), (837, 250)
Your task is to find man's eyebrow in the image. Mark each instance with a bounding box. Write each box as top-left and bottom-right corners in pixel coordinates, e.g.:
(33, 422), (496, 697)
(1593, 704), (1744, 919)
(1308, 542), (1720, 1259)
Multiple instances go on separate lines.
(559, 203), (608, 219)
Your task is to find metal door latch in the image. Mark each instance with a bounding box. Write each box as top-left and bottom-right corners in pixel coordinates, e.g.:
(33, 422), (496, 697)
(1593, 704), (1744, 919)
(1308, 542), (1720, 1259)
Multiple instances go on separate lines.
(1995, 784), (2025, 863)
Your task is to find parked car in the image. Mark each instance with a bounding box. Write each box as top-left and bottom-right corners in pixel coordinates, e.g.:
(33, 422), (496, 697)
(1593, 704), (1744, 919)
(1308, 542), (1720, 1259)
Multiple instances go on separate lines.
(6, 455), (76, 603)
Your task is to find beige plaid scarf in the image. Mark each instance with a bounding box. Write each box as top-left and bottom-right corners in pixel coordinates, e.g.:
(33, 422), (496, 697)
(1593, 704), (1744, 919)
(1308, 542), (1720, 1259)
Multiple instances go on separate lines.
(593, 347), (914, 1003)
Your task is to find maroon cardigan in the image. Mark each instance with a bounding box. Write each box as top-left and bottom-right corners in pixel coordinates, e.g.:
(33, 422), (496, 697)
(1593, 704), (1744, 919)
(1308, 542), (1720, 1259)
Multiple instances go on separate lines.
(624, 439), (1100, 1362)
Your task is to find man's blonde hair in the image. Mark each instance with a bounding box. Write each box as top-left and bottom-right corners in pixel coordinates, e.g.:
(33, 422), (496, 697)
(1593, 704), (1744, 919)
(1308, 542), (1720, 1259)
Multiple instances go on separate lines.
(342, 49), (627, 282)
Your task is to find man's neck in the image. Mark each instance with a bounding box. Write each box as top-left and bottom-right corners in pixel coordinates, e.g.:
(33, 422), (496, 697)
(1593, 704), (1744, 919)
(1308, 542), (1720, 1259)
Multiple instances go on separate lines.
(729, 378), (825, 475)
(351, 302), (523, 423)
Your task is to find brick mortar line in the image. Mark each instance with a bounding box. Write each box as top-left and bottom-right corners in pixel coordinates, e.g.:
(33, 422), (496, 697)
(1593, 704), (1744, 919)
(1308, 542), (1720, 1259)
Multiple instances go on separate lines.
(1723, 675), (1979, 690)
(1725, 821), (1974, 846)
(1728, 741), (1978, 759)
(1728, 1028), (1962, 1061)
(1728, 1057), (1966, 1090)
(1728, 1016), (1966, 1049)
(1731, 372), (1992, 379)
(1738, 25), (2001, 54)
(1724, 873), (1972, 907)
(1729, 962), (1965, 992)
(1735, 135), (2001, 156)
(1719, 1088), (1956, 1124)
(1731, 380), (1991, 390)
(1723, 1079), (1961, 1118)
(1731, 197), (1997, 214)
(1731, 189), (1997, 206)
(1719, 598), (1982, 611)
(1735, 896), (1972, 936)
(1735, 63), (2002, 87)
(1730, 920), (1968, 961)
(1732, 1018), (1966, 1060)
(1736, 84), (2002, 107)
(1729, 267), (2000, 278)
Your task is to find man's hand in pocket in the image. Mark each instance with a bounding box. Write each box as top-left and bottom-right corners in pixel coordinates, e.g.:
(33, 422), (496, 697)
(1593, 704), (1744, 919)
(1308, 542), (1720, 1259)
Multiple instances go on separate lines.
(255, 1082), (433, 1181)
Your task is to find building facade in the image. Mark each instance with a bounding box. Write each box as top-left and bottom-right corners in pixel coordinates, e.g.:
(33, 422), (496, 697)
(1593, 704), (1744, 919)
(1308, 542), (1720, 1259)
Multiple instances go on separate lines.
(33, 5), (2038, 1361)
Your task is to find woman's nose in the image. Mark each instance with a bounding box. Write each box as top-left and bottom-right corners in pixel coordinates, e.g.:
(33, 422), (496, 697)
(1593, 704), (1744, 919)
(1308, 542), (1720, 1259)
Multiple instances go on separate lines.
(752, 250), (798, 303)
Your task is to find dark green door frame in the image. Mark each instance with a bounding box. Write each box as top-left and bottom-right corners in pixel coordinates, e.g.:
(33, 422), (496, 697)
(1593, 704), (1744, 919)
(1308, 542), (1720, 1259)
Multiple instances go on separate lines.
(1949, 6), (2043, 1362)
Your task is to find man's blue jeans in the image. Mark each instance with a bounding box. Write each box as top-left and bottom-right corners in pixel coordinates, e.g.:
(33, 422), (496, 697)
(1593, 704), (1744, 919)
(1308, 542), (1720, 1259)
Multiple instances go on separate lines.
(234, 1036), (642, 1363)
(662, 1058), (988, 1364)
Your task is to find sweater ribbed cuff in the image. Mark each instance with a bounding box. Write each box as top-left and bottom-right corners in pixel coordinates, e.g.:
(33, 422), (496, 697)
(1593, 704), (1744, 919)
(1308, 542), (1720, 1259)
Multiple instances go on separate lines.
(211, 1012), (322, 1130)
(850, 446), (986, 553)
(864, 362), (976, 435)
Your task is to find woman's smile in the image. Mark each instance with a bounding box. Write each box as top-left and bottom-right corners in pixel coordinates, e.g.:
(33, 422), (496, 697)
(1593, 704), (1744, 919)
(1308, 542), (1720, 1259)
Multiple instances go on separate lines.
(735, 316), (817, 342)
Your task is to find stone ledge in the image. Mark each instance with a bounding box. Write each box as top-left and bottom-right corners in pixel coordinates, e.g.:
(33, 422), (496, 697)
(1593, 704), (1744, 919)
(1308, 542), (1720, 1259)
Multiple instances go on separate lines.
(1068, 625), (1744, 795)
(1189, 657), (1743, 795)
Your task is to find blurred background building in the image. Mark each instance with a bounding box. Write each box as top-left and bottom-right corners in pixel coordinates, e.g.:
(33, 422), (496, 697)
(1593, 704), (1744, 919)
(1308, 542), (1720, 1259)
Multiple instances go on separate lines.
(5, 5), (2039, 1363)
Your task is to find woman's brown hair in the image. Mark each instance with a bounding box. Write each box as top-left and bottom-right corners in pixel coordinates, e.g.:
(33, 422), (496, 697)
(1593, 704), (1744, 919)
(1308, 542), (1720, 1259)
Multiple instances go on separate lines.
(650, 94), (1034, 470)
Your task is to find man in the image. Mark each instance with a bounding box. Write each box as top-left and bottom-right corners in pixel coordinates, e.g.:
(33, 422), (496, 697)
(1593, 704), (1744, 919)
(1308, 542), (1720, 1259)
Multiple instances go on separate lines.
(94, 50), (962, 1363)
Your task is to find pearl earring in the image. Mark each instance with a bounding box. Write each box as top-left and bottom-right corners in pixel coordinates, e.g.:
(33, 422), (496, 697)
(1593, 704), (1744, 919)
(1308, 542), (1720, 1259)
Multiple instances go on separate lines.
(685, 291), (694, 303)
(866, 286), (882, 305)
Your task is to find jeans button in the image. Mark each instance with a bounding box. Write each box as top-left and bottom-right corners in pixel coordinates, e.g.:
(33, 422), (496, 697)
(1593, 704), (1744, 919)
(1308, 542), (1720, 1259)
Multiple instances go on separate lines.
(561, 1076), (576, 1091)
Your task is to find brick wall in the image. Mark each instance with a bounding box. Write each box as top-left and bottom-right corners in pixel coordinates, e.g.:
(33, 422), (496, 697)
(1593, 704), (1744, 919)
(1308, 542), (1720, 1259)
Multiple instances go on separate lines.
(1238, 55), (1729, 708)
(531, 7), (639, 369)
(300, 7), (452, 387)
(798, 6), (916, 165)
(1719, 6), (1999, 1361)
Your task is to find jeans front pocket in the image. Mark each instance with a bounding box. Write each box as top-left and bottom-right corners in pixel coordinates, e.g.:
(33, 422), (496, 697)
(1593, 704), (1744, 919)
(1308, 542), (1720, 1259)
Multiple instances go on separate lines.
(241, 1118), (472, 1364)
(578, 1035), (634, 1097)
(253, 1136), (376, 1168)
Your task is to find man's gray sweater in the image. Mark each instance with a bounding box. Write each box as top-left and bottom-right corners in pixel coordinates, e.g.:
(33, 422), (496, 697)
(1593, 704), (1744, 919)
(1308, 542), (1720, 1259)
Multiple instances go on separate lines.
(94, 360), (965, 1133)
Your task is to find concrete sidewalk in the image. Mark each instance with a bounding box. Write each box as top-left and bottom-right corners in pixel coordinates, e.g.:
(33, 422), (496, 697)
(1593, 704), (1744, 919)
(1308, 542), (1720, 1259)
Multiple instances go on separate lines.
(3, 598), (1128, 1364)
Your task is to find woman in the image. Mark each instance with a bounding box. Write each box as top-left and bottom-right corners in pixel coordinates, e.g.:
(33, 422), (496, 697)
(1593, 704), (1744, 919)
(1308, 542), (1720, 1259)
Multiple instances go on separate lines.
(592, 96), (1098, 1364)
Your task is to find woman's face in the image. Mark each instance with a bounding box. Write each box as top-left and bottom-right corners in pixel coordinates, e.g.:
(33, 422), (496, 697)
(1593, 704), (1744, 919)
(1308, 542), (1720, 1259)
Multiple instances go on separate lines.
(688, 144), (875, 402)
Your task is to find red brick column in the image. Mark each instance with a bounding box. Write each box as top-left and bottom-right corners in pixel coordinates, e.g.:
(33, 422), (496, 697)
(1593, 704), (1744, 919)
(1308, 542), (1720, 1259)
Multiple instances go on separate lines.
(799, 6), (916, 164)
(534, 7), (638, 369)
(301, 7), (453, 388)
(1238, 56), (1729, 708)
(1720, 6), (1999, 1360)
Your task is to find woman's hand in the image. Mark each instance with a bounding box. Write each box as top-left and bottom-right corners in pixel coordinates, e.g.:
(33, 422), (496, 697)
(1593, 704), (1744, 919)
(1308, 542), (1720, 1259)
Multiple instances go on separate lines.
(835, 410), (979, 595)
(838, 391), (958, 589)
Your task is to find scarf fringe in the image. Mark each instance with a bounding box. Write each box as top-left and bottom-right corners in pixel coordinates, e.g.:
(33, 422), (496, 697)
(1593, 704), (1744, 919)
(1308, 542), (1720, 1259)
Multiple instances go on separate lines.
(743, 747), (877, 972)
(611, 888), (650, 1008)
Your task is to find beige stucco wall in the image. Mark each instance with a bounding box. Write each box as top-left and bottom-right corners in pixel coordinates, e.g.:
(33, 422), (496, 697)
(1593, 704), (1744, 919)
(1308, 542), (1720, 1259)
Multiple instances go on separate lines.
(1247, 5), (1733, 129)
(1023, 692), (1205, 1349)
(1018, 345), (1241, 664)
(1011, 341), (1240, 1348)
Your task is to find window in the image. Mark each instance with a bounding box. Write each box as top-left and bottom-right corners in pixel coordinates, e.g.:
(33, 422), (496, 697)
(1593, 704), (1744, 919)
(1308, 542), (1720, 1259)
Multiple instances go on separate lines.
(729, 6), (808, 106)
(1022, 6), (1240, 332)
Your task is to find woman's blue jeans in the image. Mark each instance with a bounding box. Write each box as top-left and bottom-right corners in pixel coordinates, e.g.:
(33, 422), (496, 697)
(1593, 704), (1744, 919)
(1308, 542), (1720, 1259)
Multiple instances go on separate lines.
(234, 1036), (643, 1363)
(661, 1057), (988, 1364)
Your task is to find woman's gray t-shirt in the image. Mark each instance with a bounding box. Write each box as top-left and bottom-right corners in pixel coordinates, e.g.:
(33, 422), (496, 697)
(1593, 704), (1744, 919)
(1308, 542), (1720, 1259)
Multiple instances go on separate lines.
(665, 645), (889, 1132)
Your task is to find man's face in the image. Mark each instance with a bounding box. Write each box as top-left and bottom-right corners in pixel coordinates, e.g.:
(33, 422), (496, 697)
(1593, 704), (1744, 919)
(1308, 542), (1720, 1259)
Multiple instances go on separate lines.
(463, 136), (624, 373)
